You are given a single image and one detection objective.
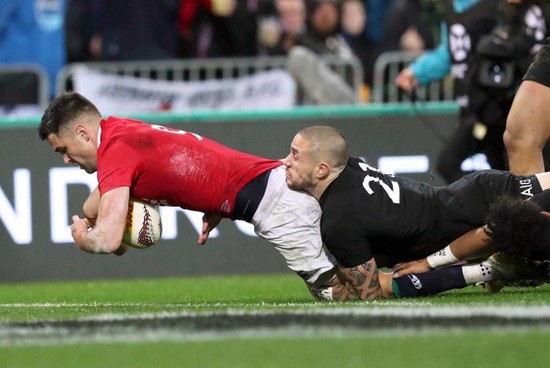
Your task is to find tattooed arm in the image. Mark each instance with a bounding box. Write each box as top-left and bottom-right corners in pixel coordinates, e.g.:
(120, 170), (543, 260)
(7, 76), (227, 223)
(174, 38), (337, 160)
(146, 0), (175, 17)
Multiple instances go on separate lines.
(308, 258), (395, 301)
(332, 258), (384, 301)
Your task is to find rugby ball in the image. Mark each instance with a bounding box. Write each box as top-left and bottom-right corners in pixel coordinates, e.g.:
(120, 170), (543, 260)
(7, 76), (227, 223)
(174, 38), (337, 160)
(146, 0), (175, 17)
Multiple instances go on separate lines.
(122, 198), (162, 249)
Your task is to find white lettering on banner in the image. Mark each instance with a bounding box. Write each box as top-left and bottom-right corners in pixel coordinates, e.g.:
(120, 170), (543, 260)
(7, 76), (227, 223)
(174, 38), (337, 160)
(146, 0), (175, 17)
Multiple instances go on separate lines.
(159, 207), (219, 239)
(49, 167), (98, 243)
(235, 220), (256, 236)
(460, 154), (491, 171)
(45, 167), (254, 244)
(158, 208), (255, 238)
(72, 68), (296, 114)
(2, 155), (446, 245)
(378, 156), (429, 174)
(0, 169), (32, 244)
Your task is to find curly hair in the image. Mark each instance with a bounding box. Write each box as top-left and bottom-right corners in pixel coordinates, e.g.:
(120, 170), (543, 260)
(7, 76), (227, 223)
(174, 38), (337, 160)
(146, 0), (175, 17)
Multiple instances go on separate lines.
(486, 195), (550, 262)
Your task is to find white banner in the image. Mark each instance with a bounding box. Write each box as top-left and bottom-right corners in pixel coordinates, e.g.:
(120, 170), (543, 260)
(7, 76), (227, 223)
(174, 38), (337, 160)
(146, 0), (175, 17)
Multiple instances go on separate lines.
(72, 67), (296, 114)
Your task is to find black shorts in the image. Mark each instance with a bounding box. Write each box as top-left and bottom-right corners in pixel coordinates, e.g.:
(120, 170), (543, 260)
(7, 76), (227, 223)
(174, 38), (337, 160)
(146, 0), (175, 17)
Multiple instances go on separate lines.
(420, 170), (543, 255)
(387, 170), (543, 265)
(439, 170), (542, 224)
(523, 37), (550, 88)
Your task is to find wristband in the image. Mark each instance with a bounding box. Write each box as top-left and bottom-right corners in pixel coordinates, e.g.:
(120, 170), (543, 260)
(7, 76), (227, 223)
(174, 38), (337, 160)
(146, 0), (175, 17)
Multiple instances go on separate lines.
(426, 245), (459, 269)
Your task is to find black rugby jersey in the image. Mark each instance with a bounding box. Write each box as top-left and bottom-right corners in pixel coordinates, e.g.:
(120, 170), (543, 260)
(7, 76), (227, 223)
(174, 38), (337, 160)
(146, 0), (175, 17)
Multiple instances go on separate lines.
(318, 158), (543, 268)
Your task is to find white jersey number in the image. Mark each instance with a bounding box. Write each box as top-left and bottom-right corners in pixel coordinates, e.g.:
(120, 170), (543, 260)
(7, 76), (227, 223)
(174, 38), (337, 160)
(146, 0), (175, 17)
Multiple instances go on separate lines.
(151, 124), (203, 141)
(358, 162), (400, 204)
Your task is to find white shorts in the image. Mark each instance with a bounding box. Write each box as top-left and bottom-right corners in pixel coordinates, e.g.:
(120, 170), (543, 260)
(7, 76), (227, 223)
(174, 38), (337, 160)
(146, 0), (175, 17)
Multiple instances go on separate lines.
(252, 165), (337, 286)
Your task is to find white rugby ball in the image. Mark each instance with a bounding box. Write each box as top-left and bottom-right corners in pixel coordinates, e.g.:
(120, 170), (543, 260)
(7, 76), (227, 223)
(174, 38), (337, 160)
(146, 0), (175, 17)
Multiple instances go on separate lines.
(122, 198), (162, 249)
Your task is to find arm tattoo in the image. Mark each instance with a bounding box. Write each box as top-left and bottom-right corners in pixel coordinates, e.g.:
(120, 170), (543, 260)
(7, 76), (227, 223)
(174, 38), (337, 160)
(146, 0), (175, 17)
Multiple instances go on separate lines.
(332, 284), (359, 301)
(338, 258), (382, 300)
(349, 267), (367, 285)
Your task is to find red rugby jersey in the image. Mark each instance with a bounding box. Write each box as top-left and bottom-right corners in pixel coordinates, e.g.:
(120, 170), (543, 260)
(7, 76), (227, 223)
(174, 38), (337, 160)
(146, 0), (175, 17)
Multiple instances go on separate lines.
(97, 117), (281, 217)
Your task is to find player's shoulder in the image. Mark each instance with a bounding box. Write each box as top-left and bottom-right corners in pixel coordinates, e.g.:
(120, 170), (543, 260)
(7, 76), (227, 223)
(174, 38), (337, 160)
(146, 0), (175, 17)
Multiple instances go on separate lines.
(347, 156), (365, 170)
(103, 116), (144, 125)
(321, 168), (364, 210)
(101, 116), (147, 136)
(99, 117), (155, 152)
(345, 157), (396, 182)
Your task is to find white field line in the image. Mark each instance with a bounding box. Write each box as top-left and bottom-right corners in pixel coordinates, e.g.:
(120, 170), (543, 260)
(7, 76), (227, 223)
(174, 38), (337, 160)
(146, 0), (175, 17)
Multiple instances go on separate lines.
(2, 304), (550, 347)
(0, 300), (440, 308)
(2, 325), (549, 348)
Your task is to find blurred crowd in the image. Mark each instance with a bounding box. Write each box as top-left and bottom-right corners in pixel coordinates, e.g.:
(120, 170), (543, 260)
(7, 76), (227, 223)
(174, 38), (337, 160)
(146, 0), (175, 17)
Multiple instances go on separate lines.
(0, 0), (441, 102)
(68, 0), (439, 88)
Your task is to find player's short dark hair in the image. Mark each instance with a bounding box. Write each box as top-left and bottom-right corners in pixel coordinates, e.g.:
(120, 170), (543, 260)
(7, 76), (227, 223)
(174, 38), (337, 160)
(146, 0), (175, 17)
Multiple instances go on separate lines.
(486, 196), (550, 262)
(38, 92), (101, 140)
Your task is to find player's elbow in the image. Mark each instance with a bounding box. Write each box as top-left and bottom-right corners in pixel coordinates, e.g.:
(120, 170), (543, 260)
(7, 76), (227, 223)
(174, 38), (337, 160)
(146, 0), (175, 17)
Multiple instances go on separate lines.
(93, 231), (125, 254)
(103, 237), (125, 253)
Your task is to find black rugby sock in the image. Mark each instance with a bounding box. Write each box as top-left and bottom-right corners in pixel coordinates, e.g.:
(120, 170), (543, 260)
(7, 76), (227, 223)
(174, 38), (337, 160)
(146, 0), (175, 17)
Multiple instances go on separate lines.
(392, 266), (467, 298)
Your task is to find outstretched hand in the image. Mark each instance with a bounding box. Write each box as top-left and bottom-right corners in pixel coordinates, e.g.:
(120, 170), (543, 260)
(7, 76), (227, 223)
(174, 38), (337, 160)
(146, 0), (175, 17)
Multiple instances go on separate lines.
(198, 213), (222, 245)
(392, 258), (431, 278)
(395, 67), (418, 92)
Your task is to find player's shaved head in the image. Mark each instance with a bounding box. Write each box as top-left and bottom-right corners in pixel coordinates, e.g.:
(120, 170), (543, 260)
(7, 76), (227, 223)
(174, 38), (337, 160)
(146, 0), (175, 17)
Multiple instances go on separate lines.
(297, 125), (349, 171)
(38, 92), (102, 140)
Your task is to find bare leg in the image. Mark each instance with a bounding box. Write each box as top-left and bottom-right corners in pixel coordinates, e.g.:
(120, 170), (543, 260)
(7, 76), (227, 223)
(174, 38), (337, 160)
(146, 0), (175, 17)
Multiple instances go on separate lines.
(504, 80), (550, 175)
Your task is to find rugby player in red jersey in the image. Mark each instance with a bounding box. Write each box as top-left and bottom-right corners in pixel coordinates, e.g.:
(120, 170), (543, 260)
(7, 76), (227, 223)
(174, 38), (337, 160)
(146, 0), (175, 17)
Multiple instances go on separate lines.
(38, 92), (338, 293)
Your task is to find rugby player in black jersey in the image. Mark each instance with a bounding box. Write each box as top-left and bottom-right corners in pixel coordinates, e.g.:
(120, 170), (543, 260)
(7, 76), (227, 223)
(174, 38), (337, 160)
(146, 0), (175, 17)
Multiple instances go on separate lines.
(283, 125), (550, 300)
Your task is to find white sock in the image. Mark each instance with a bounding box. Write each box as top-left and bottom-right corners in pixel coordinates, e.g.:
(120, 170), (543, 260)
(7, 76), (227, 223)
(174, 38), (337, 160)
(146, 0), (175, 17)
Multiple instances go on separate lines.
(462, 262), (495, 284)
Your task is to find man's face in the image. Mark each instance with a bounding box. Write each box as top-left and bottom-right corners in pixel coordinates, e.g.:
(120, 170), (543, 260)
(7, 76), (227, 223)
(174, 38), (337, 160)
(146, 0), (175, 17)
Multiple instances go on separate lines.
(283, 133), (318, 191)
(47, 126), (97, 174)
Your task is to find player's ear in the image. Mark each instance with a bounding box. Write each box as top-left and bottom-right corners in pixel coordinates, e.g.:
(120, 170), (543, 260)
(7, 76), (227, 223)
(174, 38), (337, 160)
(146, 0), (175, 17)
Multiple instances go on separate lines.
(74, 124), (90, 142)
(317, 162), (330, 178)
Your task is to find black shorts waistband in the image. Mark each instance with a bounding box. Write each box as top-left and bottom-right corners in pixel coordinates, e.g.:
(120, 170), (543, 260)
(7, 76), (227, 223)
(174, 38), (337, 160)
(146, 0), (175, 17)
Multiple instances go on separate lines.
(523, 39), (550, 88)
(233, 169), (271, 222)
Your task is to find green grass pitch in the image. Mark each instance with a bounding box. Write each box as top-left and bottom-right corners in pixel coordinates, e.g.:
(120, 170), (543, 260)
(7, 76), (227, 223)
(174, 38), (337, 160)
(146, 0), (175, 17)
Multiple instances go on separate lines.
(1, 273), (550, 368)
